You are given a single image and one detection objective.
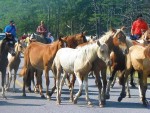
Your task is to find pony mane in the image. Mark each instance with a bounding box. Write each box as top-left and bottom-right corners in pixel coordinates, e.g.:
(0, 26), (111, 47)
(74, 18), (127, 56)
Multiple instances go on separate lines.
(126, 38), (134, 47)
(99, 30), (113, 44)
(112, 29), (122, 39)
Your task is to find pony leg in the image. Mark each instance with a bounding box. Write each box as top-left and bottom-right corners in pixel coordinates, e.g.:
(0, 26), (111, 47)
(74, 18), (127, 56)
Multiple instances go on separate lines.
(56, 69), (61, 104)
(74, 74), (83, 104)
(130, 69), (136, 87)
(126, 75), (131, 98)
(101, 68), (107, 106)
(49, 69), (56, 97)
(1, 72), (7, 99)
(111, 73), (117, 88)
(37, 70), (45, 98)
(140, 71), (148, 106)
(94, 69), (103, 107)
(106, 69), (117, 99)
(13, 71), (17, 92)
(44, 68), (50, 99)
(118, 70), (127, 102)
(84, 75), (92, 105)
(58, 71), (67, 103)
(50, 77), (56, 96)
(5, 70), (12, 91)
(69, 74), (76, 102)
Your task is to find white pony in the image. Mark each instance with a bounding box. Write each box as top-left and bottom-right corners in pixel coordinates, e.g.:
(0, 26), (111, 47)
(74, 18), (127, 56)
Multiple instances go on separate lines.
(52, 40), (110, 106)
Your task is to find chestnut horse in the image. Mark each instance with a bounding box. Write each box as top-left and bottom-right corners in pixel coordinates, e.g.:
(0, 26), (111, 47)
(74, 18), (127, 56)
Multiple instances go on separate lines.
(0, 37), (16, 98)
(19, 38), (67, 98)
(118, 45), (150, 106)
(35, 32), (87, 94)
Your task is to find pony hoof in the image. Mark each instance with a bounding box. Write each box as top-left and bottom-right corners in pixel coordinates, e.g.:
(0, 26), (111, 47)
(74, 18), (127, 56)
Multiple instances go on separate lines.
(99, 104), (104, 108)
(130, 83), (136, 88)
(34, 91), (39, 94)
(87, 101), (92, 105)
(143, 100), (149, 106)
(69, 98), (73, 102)
(56, 102), (60, 105)
(41, 95), (45, 99)
(106, 94), (110, 99)
(118, 97), (122, 102)
(46, 95), (51, 100)
(2, 95), (7, 99)
(127, 94), (131, 98)
(73, 99), (77, 104)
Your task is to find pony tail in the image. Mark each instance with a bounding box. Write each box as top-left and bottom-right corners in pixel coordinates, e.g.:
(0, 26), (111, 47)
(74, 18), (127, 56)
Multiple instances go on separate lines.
(19, 47), (30, 77)
(19, 67), (27, 77)
(51, 61), (57, 78)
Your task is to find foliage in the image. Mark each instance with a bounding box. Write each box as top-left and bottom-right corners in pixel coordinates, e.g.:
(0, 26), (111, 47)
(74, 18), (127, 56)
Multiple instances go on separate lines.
(0, 0), (150, 39)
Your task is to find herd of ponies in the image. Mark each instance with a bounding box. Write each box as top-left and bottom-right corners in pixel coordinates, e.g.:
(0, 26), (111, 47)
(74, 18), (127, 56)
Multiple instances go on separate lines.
(0, 27), (150, 108)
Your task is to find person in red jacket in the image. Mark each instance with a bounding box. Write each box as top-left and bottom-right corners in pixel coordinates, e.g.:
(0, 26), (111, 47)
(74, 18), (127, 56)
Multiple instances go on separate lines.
(130, 14), (148, 40)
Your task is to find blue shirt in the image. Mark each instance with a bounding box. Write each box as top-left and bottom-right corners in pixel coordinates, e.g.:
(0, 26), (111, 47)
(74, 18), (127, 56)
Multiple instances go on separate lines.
(4, 25), (16, 37)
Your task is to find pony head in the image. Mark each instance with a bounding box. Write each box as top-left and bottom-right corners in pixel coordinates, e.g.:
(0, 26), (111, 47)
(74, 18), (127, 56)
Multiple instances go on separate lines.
(96, 41), (110, 65)
(112, 26), (129, 54)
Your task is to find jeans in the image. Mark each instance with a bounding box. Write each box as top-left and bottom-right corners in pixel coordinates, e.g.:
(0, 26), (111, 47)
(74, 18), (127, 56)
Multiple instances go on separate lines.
(130, 35), (141, 40)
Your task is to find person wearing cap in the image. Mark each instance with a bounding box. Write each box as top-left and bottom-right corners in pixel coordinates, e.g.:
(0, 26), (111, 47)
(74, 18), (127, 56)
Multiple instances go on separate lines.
(36, 21), (47, 38)
(130, 14), (148, 40)
(4, 20), (17, 39)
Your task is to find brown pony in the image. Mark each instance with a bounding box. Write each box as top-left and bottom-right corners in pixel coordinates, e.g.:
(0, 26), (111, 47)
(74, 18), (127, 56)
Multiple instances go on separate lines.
(0, 36), (16, 98)
(19, 38), (67, 99)
(119, 45), (150, 106)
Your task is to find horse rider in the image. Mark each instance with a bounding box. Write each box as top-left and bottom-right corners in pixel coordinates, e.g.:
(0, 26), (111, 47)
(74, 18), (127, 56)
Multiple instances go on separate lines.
(130, 14), (148, 40)
(4, 20), (17, 43)
(36, 21), (47, 39)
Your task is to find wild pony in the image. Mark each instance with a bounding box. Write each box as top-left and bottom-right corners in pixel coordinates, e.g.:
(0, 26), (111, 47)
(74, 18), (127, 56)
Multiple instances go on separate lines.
(5, 40), (25, 92)
(105, 38), (135, 99)
(51, 27), (128, 107)
(118, 45), (150, 106)
(0, 36), (16, 98)
(52, 41), (110, 107)
(19, 38), (67, 99)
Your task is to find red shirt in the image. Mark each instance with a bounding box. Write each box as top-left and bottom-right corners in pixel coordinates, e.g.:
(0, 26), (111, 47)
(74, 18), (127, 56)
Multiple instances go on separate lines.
(131, 19), (148, 35)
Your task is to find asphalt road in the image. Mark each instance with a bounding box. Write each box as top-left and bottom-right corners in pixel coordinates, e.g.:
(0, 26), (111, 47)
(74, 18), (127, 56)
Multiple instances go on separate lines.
(0, 57), (150, 113)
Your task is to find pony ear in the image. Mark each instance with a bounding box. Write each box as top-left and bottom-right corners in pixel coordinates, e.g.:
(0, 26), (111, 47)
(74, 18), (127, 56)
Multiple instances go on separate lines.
(82, 31), (86, 36)
(97, 41), (101, 47)
(110, 27), (116, 33)
(120, 26), (126, 31)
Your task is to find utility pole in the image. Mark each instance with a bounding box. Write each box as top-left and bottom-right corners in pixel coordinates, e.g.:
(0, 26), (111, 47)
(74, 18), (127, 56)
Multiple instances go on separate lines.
(93, 0), (99, 37)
